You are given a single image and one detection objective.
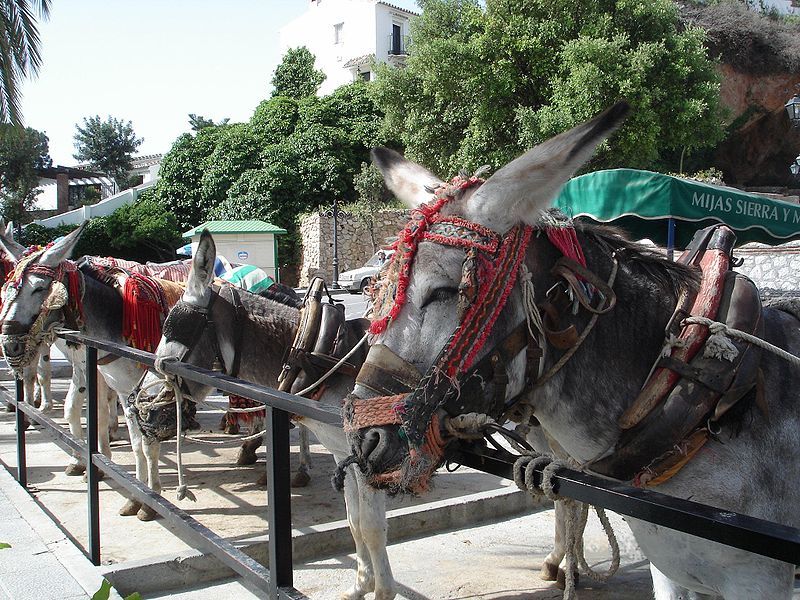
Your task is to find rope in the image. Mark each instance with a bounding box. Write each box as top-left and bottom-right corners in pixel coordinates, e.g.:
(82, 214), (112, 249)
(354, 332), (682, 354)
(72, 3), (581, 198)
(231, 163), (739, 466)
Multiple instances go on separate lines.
(683, 316), (800, 368)
(513, 453), (620, 600)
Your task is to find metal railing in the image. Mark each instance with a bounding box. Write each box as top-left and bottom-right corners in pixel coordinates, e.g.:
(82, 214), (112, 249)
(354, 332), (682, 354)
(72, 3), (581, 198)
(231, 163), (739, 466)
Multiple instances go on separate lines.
(1, 330), (799, 599)
(1, 330), (341, 600)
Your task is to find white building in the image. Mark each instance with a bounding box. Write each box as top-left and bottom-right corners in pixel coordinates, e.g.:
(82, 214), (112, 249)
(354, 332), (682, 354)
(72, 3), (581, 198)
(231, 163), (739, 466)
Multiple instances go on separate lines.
(280, 0), (418, 96)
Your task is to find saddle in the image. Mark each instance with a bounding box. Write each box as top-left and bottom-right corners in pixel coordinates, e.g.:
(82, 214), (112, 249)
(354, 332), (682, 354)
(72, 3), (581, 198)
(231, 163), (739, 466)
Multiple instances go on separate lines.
(591, 225), (764, 486)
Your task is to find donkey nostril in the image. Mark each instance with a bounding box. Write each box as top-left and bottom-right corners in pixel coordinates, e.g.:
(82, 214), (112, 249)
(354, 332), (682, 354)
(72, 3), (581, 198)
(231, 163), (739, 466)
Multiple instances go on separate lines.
(361, 429), (381, 459)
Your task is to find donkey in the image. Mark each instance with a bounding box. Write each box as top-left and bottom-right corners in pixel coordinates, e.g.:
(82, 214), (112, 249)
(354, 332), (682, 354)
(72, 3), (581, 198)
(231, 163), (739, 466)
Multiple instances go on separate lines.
(345, 103), (800, 599)
(145, 230), (396, 600)
(0, 221), (53, 412)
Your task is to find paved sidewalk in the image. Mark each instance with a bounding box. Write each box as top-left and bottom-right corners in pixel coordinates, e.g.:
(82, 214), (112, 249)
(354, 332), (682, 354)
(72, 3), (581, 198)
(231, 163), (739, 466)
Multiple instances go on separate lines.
(0, 464), (122, 600)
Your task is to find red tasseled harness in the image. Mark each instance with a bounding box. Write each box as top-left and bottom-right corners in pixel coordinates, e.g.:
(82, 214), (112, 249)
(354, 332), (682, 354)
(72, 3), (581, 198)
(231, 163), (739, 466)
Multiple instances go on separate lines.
(345, 175), (589, 493)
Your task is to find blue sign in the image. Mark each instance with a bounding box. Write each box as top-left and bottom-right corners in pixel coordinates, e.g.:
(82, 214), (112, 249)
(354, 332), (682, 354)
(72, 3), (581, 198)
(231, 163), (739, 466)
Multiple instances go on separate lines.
(237, 251), (249, 261)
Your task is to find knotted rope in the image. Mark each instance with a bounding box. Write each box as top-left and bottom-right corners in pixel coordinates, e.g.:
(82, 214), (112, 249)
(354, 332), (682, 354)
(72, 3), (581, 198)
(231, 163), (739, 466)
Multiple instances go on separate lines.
(513, 453), (620, 600)
(682, 316), (800, 368)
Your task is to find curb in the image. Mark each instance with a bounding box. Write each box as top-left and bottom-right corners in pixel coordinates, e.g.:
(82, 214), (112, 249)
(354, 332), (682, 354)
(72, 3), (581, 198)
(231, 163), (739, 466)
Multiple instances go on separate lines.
(102, 486), (543, 595)
(0, 465), (123, 600)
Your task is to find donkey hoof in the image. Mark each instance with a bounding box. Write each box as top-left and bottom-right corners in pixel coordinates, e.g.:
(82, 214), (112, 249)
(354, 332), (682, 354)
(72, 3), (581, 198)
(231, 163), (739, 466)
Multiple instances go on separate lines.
(81, 470), (105, 483)
(5, 403), (15, 413)
(291, 468), (311, 488)
(137, 505), (158, 521)
(236, 448), (258, 466)
(555, 568), (579, 590)
(119, 499), (142, 516)
(65, 463), (86, 477)
(256, 472), (267, 487)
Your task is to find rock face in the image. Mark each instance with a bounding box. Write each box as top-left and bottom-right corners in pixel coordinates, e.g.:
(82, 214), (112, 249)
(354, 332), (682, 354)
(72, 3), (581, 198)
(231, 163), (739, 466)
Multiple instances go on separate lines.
(299, 208), (410, 287)
(715, 65), (800, 186)
(681, 2), (800, 186)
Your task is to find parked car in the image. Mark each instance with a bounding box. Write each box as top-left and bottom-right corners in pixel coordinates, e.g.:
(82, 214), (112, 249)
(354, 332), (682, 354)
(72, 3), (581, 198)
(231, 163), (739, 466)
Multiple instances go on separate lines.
(336, 249), (394, 294)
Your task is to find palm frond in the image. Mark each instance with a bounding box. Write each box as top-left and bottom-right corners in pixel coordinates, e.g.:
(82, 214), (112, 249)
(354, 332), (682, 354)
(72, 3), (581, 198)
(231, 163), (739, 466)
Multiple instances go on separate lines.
(0, 0), (50, 125)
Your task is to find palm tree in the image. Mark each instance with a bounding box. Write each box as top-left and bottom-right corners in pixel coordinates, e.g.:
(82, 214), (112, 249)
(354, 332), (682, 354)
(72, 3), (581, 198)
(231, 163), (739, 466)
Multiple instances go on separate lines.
(0, 0), (50, 125)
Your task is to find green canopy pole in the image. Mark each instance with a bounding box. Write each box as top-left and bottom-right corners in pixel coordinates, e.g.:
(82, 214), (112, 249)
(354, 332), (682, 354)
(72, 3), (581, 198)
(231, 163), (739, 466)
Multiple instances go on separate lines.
(667, 218), (676, 261)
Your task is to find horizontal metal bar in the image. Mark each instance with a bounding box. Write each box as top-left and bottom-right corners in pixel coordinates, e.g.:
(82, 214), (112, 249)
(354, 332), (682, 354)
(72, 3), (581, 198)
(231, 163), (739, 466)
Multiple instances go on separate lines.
(0, 384), (84, 455)
(92, 454), (272, 590)
(452, 446), (800, 565)
(58, 330), (342, 425)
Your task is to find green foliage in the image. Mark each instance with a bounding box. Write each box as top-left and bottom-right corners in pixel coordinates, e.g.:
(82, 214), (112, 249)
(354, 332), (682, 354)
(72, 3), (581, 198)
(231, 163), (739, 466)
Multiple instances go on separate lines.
(270, 46), (326, 99)
(0, 542), (11, 549)
(152, 81), (393, 274)
(73, 115), (143, 189)
(21, 198), (180, 262)
(0, 0), (50, 125)
(151, 126), (226, 230)
(188, 113), (229, 131)
(373, 0), (724, 176)
(0, 123), (51, 223)
(91, 578), (141, 600)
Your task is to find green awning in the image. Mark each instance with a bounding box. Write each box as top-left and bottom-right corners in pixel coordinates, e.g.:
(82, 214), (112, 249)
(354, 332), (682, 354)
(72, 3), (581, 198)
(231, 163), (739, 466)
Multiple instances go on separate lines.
(553, 169), (800, 248)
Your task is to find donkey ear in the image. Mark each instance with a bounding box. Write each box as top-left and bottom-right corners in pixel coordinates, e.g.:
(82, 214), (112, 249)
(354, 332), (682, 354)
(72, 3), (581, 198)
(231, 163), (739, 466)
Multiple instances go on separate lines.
(467, 102), (630, 231)
(371, 147), (443, 209)
(185, 230), (216, 303)
(38, 221), (87, 268)
(0, 220), (24, 262)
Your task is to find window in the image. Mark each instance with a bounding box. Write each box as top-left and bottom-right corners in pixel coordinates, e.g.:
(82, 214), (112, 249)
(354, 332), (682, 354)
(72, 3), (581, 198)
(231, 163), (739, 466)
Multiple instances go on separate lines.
(359, 71), (371, 82)
(391, 23), (402, 54)
(334, 22), (343, 44)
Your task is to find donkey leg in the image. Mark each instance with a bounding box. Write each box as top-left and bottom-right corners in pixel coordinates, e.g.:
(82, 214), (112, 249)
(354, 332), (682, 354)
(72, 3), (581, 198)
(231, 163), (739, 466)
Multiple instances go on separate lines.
(63, 380), (87, 476)
(237, 435), (262, 466)
(96, 378), (112, 461)
(137, 438), (161, 521)
(291, 424), (312, 488)
(541, 500), (567, 581)
(118, 411), (147, 517)
(340, 464), (374, 600)
(36, 352), (52, 412)
(356, 471), (395, 600)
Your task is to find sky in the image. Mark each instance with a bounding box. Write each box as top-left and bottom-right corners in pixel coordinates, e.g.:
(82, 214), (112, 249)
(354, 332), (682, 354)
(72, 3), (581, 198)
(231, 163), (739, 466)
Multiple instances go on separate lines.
(20, 0), (419, 166)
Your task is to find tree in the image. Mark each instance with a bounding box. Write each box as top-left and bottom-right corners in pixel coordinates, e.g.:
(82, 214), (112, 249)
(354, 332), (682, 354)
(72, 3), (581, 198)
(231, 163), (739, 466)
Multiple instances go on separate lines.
(372, 0), (724, 176)
(73, 115), (143, 190)
(188, 113), (229, 131)
(270, 46), (326, 99)
(0, 0), (50, 125)
(0, 123), (51, 223)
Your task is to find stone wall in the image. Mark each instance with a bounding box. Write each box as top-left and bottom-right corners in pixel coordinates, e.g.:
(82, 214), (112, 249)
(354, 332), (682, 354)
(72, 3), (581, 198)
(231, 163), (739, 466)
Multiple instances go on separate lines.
(299, 208), (410, 287)
(737, 241), (800, 299)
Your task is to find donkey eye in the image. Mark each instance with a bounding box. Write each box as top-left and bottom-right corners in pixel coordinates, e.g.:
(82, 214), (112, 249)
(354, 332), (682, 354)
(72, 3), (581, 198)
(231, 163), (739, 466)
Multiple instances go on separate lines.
(422, 287), (458, 308)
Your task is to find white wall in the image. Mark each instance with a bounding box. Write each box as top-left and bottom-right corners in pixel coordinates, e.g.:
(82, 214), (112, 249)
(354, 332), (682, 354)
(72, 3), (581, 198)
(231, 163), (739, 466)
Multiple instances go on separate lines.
(35, 179), (58, 211)
(375, 3), (411, 62)
(192, 232), (279, 279)
(281, 0), (377, 95)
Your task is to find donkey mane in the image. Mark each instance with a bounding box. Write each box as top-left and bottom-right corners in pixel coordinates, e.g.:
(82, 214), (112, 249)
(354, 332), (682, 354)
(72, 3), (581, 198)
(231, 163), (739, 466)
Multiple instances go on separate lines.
(574, 220), (700, 297)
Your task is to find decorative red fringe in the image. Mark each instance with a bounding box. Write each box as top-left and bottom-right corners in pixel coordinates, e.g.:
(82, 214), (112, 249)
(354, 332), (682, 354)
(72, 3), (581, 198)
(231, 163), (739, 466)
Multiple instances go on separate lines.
(121, 273), (167, 353)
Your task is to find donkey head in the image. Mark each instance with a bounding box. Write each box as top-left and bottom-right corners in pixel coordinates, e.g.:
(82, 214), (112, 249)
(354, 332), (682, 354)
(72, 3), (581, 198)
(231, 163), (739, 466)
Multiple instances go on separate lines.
(347, 103), (629, 493)
(0, 223), (86, 370)
(154, 230), (236, 400)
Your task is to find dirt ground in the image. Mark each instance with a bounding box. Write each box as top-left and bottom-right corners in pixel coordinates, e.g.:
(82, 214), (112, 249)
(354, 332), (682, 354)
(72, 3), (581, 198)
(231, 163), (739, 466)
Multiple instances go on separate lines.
(0, 377), (515, 567)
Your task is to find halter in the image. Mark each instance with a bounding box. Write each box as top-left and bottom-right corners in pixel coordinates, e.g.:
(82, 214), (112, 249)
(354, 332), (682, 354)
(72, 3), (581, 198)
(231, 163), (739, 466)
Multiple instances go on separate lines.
(343, 175), (605, 493)
(0, 247), (84, 373)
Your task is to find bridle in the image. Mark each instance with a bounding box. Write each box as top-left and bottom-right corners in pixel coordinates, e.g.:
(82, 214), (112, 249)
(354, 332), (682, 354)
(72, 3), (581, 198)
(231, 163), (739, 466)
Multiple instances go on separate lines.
(159, 283), (247, 385)
(0, 247), (84, 372)
(343, 176), (618, 493)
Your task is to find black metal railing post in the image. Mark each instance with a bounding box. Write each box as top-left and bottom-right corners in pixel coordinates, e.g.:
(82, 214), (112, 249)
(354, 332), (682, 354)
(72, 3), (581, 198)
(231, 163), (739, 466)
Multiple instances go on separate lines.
(265, 406), (293, 598)
(15, 378), (26, 487)
(86, 345), (101, 566)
